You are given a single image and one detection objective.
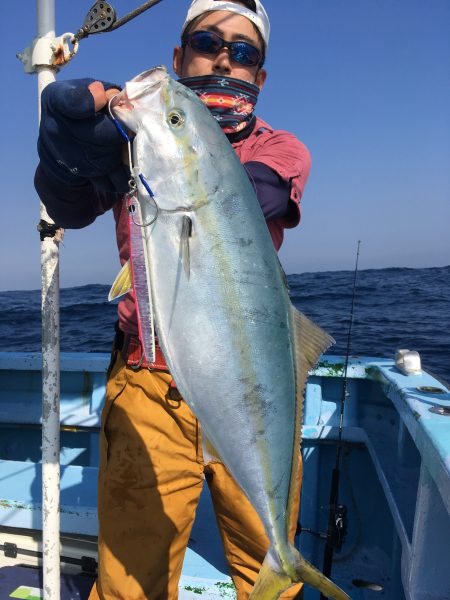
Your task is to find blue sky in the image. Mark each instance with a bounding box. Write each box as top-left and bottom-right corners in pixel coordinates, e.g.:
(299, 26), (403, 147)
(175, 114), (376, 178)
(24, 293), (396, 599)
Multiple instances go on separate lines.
(1, 0), (449, 290)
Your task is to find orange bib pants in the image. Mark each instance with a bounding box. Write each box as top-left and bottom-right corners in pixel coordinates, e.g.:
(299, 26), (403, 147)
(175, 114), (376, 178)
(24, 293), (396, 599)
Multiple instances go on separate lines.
(88, 353), (303, 599)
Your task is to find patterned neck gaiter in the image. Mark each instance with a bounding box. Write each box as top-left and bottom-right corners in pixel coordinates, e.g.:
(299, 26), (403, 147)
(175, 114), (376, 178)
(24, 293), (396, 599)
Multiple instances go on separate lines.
(179, 75), (260, 134)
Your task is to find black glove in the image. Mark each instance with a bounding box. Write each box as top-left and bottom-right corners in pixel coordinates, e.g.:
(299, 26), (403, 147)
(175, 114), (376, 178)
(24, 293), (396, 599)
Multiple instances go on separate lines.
(38, 78), (130, 194)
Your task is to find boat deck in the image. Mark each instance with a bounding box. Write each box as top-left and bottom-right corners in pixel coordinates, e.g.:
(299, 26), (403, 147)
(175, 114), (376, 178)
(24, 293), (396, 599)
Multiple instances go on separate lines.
(0, 352), (449, 599)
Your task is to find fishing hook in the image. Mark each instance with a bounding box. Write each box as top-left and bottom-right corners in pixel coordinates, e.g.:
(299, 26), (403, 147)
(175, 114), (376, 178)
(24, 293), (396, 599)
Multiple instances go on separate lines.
(128, 193), (159, 229)
(108, 95), (160, 229)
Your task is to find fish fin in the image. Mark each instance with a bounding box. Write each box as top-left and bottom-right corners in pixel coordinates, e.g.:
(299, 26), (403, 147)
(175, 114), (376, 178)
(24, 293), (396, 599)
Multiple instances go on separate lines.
(291, 306), (335, 394)
(249, 546), (350, 600)
(108, 260), (133, 301)
(248, 554), (291, 600)
(285, 307), (335, 533)
(181, 216), (192, 279)
(289, 306), (335, 445)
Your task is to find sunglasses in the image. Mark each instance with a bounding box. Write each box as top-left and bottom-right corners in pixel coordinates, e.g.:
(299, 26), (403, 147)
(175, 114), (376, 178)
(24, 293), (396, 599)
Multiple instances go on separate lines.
(182, 30), (263, 67)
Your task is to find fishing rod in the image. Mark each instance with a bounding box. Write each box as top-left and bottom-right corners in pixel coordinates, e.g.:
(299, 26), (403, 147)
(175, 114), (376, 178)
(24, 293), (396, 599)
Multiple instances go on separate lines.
(320, 240), (361, 599)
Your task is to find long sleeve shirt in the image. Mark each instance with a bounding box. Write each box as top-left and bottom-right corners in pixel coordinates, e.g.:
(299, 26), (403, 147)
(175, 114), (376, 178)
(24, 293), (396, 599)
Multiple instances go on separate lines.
(35, 84), (311, 336)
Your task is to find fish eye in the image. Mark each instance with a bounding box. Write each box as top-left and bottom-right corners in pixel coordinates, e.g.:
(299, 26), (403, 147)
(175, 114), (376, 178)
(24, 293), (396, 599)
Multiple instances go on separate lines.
(168, 109), (185, 128)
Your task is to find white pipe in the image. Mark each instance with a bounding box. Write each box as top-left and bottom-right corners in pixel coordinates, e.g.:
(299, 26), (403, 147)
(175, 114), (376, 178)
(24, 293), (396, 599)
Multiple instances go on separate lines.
(37, 0), (55, 34)
(36, 1), (60, 599)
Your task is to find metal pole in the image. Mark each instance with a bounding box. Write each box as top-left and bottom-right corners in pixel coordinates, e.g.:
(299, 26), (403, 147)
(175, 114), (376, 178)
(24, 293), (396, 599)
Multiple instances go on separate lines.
(36, 1), (60, 599)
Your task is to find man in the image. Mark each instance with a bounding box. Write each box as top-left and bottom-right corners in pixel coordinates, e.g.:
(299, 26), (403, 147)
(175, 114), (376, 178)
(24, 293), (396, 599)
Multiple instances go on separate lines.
(35, 1), (311, 598)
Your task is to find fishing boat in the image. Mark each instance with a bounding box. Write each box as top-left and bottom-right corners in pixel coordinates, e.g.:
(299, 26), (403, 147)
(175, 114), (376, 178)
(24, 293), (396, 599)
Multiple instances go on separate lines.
(1, 349), (449, 599)
(7, 1), (449, 598)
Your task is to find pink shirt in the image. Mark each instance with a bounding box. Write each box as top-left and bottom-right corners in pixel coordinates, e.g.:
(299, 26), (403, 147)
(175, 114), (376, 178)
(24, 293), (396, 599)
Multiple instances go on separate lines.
(115, 117), (311, 335)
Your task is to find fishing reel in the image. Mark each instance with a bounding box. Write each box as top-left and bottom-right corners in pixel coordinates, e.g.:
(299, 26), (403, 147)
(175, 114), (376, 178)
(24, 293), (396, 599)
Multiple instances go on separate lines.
(296, 503), (348, 552)
(330, 504), (348, 552)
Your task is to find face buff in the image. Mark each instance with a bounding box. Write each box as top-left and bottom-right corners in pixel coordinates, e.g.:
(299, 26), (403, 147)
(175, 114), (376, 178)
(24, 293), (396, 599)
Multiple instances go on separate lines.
(179, 75), (260, 134)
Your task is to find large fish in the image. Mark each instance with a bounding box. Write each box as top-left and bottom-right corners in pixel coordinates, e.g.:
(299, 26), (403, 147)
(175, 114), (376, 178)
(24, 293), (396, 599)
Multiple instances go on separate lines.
(109, 66), (349, 600)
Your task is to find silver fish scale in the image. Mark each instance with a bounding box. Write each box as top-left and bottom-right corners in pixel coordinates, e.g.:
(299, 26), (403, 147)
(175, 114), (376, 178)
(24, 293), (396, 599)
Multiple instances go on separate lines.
(115, 65), (297, 558)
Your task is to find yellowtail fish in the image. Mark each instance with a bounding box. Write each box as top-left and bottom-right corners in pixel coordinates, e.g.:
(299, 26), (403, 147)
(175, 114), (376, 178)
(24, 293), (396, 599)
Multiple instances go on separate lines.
(109, 66), (350, 600)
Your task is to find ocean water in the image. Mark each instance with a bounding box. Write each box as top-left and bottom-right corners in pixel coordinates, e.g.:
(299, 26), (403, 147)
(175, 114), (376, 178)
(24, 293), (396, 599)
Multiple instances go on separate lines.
(0, 266), (448, 382)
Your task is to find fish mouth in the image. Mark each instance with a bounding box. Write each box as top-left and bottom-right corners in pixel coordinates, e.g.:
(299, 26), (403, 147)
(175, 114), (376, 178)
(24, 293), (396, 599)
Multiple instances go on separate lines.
(110, 65), (170, 117)
(124, 65), (170, 101)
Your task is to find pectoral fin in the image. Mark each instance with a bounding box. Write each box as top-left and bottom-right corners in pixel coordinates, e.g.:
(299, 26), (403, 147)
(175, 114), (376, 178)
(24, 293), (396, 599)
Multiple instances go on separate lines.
(181, 216), (192, 279)
(108, 260), (133, 301)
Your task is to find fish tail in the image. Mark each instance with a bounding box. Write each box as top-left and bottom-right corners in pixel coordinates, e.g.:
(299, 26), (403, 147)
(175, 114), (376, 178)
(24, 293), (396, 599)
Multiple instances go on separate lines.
(249, 545), (350, 600)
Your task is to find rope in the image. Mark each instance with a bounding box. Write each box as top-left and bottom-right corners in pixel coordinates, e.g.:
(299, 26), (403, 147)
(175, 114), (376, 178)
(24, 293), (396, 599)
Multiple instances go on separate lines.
(37, 220), (64, 242)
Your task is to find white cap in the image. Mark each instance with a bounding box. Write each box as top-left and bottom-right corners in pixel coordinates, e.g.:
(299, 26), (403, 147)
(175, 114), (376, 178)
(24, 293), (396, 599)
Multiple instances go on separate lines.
(181, 0), (270, 51)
